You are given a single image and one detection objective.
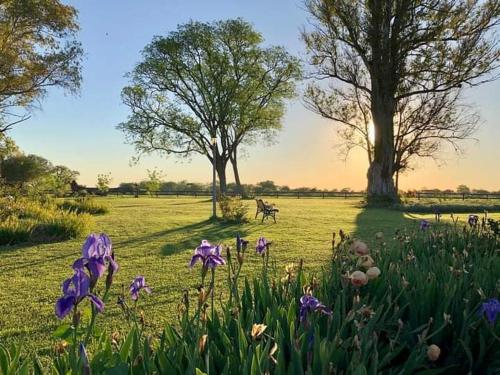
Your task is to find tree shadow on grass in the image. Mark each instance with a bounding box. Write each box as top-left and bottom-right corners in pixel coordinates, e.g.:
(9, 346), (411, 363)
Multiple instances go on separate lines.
(161, 220), (251, 256)
(352, 206), (418, 241)
(113, 219), (250, 257)
(0, 247), (76, 273)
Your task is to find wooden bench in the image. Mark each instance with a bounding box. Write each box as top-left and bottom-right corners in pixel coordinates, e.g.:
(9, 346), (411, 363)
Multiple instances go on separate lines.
(255, 199), (279, 223)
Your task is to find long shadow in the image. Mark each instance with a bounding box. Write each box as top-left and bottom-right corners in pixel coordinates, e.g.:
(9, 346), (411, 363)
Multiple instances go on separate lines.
(0, 234), (85, 272)
(352, 205), (417, 240)
(161, 220), (251, 256)
(0, 247), (77, 273)
(167, 198), (212, 206)
(112, 219), (250, 256)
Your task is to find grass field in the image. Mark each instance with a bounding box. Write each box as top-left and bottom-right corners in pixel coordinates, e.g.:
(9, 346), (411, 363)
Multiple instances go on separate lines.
(0, 196), (498, 357)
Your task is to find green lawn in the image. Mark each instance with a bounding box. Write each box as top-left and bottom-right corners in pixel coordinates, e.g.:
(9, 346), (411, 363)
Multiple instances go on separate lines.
(0, 196), (498, 356)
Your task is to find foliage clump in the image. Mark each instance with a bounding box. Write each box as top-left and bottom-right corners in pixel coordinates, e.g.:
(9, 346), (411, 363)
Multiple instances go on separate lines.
(0, 196), (91, 245)
(57, 197), (109, 215)
(218, 195), (249, 223)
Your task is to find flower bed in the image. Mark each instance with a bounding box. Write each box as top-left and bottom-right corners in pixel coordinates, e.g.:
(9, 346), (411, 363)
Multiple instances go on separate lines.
(1, 220), (499, 373)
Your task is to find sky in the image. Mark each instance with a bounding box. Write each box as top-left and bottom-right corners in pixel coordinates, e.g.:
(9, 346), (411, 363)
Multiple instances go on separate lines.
(9, 0), (500, 191)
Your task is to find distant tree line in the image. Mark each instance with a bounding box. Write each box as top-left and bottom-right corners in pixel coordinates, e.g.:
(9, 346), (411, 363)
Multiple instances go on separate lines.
(117, 179), (356, 195)
(116, 179), (500, 196)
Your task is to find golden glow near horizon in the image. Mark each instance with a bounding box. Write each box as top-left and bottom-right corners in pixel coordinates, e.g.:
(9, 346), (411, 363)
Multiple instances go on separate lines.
(367, 120), (375, 146)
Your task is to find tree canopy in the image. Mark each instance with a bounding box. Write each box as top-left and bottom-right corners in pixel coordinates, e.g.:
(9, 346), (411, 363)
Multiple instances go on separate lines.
(0, 0), (82, 132)
(119, 18), (301, 193)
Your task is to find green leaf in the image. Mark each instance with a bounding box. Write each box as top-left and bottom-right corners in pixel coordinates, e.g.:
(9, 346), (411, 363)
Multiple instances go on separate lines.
(52, 324), (73, 339)
(119, 327), (135, 361)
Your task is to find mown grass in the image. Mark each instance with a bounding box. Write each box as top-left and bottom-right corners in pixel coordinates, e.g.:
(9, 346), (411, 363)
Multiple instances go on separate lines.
(0, 196), (498, 359)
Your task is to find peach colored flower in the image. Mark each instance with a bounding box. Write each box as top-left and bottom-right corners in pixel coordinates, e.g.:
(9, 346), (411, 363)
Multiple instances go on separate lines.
(351, 240), (369, 256)
(366, 267), (381, 280)
(427, 344), (441, 361)
(351, 271), (368, 286)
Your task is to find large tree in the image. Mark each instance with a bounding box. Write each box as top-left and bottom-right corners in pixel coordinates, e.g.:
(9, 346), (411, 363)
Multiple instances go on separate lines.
(119, 19), (301, 193)
(306, 85), (480, 191)
(1, 153), (53, 186)
(0, 0), (82, 132)
(304, 0), (500, 203)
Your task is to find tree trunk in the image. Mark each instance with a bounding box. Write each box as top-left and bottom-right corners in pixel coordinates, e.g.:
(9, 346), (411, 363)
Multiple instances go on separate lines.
(216, 157), (228, 194)
(395, 169), (400, 193)
(367, 81), (398, 204)
(230, 149), (245, 197)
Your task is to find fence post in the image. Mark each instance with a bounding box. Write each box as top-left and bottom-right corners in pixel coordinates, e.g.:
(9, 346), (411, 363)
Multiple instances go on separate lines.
(462, 193), (465, 201)
(297, 192), (300, 199)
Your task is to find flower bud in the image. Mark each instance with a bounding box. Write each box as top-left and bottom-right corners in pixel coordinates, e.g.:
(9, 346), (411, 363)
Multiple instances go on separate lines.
(79, 343), (90, 374)
(427, 344), (441, 361)
(360, 255), (375, 269)
(54, 340), (68, 354)
(111, 332), (120, 347)
(199, 334), (208, 353)
(251, 323), (267, 340)
(366, 267), (381, 280)
(198, 286), (208, 305)
(237, 252), (244, 266)
(351, 240), (369, 256)
(351, 271), (368, 287)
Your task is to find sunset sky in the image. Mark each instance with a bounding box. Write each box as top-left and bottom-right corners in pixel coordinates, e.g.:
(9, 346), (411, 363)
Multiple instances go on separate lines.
(10, 0), (500, 191)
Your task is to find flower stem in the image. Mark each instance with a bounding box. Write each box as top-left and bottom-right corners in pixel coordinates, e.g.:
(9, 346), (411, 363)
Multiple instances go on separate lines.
(210, 268), (215, 322)
(83, 289), (109, 347)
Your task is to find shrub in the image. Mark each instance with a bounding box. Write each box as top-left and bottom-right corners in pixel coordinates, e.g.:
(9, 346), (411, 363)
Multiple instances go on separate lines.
(395, 203), (500, 213)
(0, 197), (91, 245)
(30, 211), (92, 242)
(218, 195), (249, 223)
(57, 197), (109, 215)
(0, 217), (32, 245)
(96, 173), (112, 195)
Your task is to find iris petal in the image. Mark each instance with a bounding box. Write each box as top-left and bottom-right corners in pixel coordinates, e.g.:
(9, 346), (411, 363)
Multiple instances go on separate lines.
(88, 294), (105, 312)
(55, 295), (76, 319)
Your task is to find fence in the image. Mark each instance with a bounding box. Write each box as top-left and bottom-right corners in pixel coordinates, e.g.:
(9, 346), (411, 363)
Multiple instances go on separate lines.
(48, 188), (500, 200)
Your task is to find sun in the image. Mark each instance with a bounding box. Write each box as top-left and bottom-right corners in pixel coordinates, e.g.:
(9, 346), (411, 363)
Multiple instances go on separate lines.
(367, 120), (375, 145)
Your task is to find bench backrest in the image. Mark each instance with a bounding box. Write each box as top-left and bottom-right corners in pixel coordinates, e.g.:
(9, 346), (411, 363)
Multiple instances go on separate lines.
(256, 199), (266, 210)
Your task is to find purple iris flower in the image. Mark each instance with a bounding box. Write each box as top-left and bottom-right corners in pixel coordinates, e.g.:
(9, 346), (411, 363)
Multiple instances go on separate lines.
(55, 269), (104, 319)
(420, 220), (430, 231)
(299, 295), (332, 322)
(129, 276), (152, 301)
(468, 214), (479, 227)
(236, 234), (249, 252)
(73, 233), (118, 281)
(256, 237), (268, 255)
(189, 240), (226, 269)
(479, 298), (500, 325)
